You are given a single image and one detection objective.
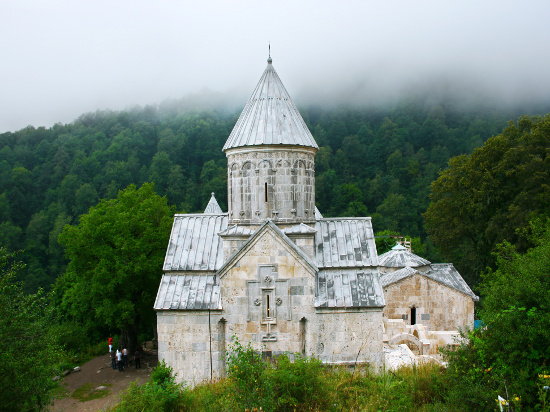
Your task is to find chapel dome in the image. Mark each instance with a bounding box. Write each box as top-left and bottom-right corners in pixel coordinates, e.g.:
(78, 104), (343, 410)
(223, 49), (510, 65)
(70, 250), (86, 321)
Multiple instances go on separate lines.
(378, 244), (431, 268)
(222, 57), (318, 152)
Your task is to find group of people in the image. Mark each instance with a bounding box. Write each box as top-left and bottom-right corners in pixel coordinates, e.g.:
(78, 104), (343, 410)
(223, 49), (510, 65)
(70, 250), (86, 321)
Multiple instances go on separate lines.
(108, 336), (142, 372)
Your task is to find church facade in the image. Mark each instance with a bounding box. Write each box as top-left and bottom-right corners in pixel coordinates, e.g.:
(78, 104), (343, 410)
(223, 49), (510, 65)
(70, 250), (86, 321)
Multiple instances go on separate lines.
(154, 56), (475, 384)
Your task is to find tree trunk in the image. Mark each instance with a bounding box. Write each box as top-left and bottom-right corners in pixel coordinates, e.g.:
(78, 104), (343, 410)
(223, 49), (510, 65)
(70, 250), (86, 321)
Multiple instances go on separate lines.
(119, 318), (139, 355)
(126, 322), (139, 355)
(118, 328), (128, 351)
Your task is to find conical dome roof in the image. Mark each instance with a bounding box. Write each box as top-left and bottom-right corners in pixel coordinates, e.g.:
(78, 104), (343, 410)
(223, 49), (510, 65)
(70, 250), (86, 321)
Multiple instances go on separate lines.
(223, 57), (318, 151)
(204, 193), (223, 214)
(378, 244), (431, 268)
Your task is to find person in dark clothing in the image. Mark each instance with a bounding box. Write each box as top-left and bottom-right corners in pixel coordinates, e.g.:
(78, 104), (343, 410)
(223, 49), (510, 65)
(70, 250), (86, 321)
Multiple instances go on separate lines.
(134, 349), (141, 369)
(110, 348), (117, 370)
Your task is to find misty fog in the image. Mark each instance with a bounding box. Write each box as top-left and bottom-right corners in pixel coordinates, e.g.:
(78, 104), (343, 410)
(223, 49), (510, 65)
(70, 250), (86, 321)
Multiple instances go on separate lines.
(1, 0), (549, 132)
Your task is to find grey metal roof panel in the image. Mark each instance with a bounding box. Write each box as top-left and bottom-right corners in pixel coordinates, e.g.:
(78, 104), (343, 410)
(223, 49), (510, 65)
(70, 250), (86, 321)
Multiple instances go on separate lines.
(425, 264), (478, 300)
(204, 193), (223, 214)
(154, 274), (222, 310)
(218, 225), (256, 237)
(314, 206), (323, 219)
(380, 266), (418, 288)
(282, 223), (317, 235)
(315, 269), (385, 308)
(223, 58), (318, 151)
(380, 264), (478, 300)
(217, 219), (318, 277)
(163, 214), (228, 271)
(378, 244), (431, 268)
(314, 218), (378, 268)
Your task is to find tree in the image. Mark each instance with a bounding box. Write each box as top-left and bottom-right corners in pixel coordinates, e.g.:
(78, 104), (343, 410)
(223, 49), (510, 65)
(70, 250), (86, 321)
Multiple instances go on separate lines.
(199, 159), (227, 211)
(56, 183), (173, 352)
(424, 114), (550, 286)
(443, 220), (550, 410)
(0, 247), (61, 411)
(374, 229), (427, 256)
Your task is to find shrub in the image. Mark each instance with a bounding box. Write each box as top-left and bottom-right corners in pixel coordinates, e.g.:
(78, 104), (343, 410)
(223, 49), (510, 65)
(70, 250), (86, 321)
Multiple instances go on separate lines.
(0, 248), (62, 412)
(270, 353), (330, 410)
(226, 338), (275, 411)
(111, 360), (187, 412)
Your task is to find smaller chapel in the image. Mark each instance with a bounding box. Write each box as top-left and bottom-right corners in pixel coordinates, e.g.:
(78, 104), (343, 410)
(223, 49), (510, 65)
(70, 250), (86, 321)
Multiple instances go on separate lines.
(154, 56), (477, 385)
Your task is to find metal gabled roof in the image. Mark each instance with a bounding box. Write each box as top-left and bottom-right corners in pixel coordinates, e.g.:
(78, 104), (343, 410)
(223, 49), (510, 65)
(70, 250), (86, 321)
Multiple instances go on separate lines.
(425, 264), (478, 300)
(223, 57), (318, 152)
(282, 223), (317, 235)
(204, 193), (223, 214)
(380, 266), (418, 288)
(154, 274), (222, 310)
(314, 206), (323, 220)
(314, 218), (378, 268)
(163, 214), (228, 271)
(217, 219), (318, 277)
(378, 244), (431, 268)
(315, 268), (385, 308)
(380, 264), (478, 300)
(218, 224), (256, 237)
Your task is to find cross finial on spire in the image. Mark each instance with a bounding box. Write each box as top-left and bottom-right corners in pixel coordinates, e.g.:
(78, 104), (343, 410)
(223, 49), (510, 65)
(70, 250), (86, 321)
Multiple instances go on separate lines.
(267, 42), (272, 64)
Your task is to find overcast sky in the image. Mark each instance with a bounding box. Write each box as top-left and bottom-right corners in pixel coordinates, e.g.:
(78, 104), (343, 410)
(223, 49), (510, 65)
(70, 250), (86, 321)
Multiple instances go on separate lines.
(1, 0), (550, 132)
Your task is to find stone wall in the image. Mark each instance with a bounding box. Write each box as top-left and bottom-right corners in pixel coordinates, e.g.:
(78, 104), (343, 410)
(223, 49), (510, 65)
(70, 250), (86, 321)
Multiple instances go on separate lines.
(312, 309), (383, 368)
(226, 146), (316, 225)
(157, 310), (226, 385)
(382, 274), (475, 331)
(158, 227), (383, 386)
(218, 228), (319, 355)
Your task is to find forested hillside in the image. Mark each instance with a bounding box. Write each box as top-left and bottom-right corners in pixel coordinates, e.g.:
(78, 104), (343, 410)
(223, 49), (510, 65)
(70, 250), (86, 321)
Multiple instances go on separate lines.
(0, 98), (540, 291)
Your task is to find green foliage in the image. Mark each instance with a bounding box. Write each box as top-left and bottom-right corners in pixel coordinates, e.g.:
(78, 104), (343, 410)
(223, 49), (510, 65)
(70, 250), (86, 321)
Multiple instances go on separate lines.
(0, 102), (521, 291)
(425, 114), (550, 285)
(374, 229), (427, 258)
(226, 338), (275, 411)
(152, 359), (178, 387)
(186, 339), (333, 411)
(0, 247), (62, 411)
(111, 360), (187, 412)
(268, 354), (329, 410)
(184, 359), (446, 412)
(55, 183), (173, 350)
(443, 220), (550, 410)
(71, 382), (111, 402)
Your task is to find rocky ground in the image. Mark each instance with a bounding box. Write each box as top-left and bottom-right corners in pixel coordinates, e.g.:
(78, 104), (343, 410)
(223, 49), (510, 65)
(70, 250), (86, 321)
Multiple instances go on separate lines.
(50, 346), (159, 412)
(384, 343), (444, 370)
(384, 343), (416, 370)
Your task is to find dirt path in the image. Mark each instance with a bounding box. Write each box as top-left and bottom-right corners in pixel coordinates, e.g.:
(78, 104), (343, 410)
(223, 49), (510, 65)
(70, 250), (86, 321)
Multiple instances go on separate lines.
(51, 347), (159, 412)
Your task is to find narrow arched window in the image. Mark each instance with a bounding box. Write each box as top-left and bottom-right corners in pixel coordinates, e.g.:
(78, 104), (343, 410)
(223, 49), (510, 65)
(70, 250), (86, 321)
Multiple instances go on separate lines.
(265, 182), (268, 202)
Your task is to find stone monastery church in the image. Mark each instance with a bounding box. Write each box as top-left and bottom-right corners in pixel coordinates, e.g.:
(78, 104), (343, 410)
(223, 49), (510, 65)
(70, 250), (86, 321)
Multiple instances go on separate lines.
(154, 56), (478, 385)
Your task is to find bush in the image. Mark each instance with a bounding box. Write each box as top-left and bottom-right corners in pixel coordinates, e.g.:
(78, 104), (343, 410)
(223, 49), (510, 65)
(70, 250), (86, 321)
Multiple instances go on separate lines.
(226, 338), (275, 411)
(270, 354), (330, 410)
(111, 360), (187, 412)
(183, 356), (452, 412)
(0, 248), (62, 412)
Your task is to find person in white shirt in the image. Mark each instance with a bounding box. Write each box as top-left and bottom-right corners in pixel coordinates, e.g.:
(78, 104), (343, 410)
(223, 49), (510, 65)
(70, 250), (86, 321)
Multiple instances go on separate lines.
(116, 348), (123, 372)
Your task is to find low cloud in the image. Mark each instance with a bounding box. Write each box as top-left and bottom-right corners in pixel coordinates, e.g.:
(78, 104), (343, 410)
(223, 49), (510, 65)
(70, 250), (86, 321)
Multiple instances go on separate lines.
(1, 0), (549, 132)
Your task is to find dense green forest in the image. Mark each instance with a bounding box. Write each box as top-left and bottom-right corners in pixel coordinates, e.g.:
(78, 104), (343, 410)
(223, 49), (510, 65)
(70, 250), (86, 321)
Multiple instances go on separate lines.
(0, 98), (529, 292)
(2, 98), (550, 410)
